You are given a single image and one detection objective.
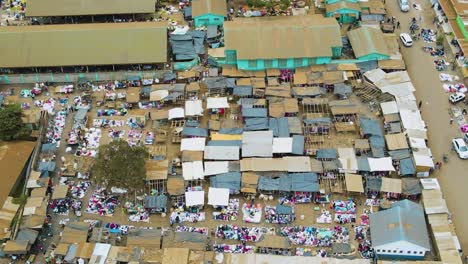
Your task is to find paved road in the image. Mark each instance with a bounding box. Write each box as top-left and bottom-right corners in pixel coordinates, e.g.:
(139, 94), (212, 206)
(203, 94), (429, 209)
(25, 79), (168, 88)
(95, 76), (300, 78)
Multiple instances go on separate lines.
(384, 0), (468, 255)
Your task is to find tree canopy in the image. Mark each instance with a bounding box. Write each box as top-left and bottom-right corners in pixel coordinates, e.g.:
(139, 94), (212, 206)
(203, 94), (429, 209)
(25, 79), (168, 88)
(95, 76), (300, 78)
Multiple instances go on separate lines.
(0, 104), (30, 141)
(92, 140), (148, 193)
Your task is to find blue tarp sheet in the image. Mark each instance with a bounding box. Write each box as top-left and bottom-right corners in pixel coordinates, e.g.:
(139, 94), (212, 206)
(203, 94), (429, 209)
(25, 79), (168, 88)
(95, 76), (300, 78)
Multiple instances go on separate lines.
(316, 149), (338, 159)
(39, 161), (56, 172)
(41, 143), (57, 152)
(366, 177), (382, 192)
(357, 157), (370, 172)
(190, 30), (206, 55)
(269, 117), (289, 137)
(360, 117), (383, 137)
(244, 118), (269, 131)
(242, 108), (267, 118)
(219, 128), (243, 135)
(290, 172), (319, 192)
(258, 176), (280, 191)
(226, 78), (236, 89)
(183, 6), (192, 18)
(276, 204), (293, 214)
(369, 136), (385, 158)
(292, 135), (305, 155)
(233, 86), (253, 97)
(399, 158), (416, 175)
(207, 140), (242, 147)
(182, 127), (208, 137)
(210, 172), (241, 192)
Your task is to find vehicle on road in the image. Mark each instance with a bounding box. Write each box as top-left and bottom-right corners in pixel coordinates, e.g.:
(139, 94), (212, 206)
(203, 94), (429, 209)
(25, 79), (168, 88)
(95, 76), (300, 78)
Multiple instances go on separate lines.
(452, 138), (468, 159)
(449, 93), (466, 104)
(400, 33), (413, 47)
(399, 0), (410, 11)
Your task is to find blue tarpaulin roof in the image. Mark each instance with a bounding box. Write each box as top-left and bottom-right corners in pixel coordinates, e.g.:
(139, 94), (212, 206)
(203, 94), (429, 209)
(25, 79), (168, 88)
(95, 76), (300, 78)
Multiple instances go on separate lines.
(366, 177), (382, 192)
(219, 128), (243, 135)
(369, 136), (385, 158)
(183, 6), (192, 18)
(210, 172), (241, 191)
(244, 118), (269, 130)
(269, 117), (289, 137)
(360, 117), (383, 137)
(357, 157), (370, 172)
(290, 172), (319, 192)
(182, 127), (208, 137)
(242, 108), (267, 118)
(316, 149), (338, 159)
(233, 86), (253, 97)
(400, 158), (416, 175)
(292, 135), (305, 155)
(39, 161), (56, 172)
(226, 78), (236, 89)
(41, 143), (57, 152)
(207, 140), (242, 147)
(258, 176), (280, 191)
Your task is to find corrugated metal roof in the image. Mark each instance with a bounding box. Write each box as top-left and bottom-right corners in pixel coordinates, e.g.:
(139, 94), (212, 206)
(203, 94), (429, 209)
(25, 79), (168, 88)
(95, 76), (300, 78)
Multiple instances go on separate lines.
(370, 199), (430, 249)
(347, 27), (390, 58)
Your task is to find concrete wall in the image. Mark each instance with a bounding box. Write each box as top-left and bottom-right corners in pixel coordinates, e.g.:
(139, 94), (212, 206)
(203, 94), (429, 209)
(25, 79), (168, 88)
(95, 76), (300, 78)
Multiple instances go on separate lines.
(0, 70), (171, 84)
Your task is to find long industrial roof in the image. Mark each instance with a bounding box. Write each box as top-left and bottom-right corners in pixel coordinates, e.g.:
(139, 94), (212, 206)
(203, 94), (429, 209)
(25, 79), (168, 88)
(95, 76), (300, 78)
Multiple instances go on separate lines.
(26, 0), (156, 17)
(224, 16), (342, 60)
(0, 22), (167, 68)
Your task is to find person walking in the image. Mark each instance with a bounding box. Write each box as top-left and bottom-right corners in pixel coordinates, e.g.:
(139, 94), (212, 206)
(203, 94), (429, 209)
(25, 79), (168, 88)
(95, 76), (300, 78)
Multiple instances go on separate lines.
(418, 100), (422, 108)
(397, 21), (400, 29)
(450, 117), (454, 124)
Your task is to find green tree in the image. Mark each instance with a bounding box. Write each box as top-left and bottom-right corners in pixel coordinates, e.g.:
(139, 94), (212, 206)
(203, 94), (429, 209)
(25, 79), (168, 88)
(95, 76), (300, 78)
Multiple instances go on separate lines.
(92, 140), (148, 194)
(0, 104), (30, 140)
(279, 0), (291, 10)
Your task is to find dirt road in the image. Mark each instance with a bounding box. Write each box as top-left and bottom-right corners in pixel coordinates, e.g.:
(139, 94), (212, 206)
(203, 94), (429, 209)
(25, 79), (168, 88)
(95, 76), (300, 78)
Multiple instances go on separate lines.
(384, 0), (468, 254)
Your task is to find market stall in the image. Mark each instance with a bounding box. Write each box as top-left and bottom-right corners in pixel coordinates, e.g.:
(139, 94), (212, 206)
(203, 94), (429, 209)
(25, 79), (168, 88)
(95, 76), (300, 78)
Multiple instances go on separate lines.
(265, 204), (295, 224)
(256, 235), (292, 256)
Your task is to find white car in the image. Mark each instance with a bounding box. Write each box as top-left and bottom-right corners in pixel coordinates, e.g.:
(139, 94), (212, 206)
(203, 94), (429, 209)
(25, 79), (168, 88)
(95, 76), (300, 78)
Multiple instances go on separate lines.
(452, 138), (468, 159)
(400, 33), (413, 47)
(449, 92), (466, 104)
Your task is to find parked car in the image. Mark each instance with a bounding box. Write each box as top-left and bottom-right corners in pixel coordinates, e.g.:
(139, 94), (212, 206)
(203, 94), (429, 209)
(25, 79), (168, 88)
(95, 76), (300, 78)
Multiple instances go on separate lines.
(399, 0), (410, 11)
(452, 138), (468, 159)
(449, 92), (466, 104)
(400, 33), (413, 47)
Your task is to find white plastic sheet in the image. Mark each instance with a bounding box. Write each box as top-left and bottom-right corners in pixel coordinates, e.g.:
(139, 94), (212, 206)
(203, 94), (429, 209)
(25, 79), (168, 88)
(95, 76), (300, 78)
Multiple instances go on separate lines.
(185, 191), (205, 206)
(180, 138), (206, 151)
(168, 107), (185, 120)
(208, 187), (229, 206)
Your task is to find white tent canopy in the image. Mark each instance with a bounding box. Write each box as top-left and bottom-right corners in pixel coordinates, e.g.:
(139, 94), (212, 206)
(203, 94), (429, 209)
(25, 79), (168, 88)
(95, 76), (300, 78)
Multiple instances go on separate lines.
(207, 97), (230, 109)
(413, 153), (435, 168)
(204, 161), (229, 176)
(409, 137), (427, 149)
(272, 138), (293, 153)
(91, 243), (111, 264)
(368, 157), (395, 172)
(180, 138), (206, 151)
(242, 131), (273, 157)
(204, 146), (240, 160)
(380, 101), (399, 115)
(208, 187), (230, 206)
(168, 107), (185, 120)
(420, 178), (441, 190)
(150, 90), (169, 101)
(399, 109), (426, 131)
(185, 191), (205, 206)
(182, 161), (204, 180)
(185, 100), (204, 116)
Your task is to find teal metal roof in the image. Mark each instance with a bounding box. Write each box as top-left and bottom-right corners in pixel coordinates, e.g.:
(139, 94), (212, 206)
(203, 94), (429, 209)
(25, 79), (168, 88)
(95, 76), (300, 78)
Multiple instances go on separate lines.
(369, 199), (430, 249)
